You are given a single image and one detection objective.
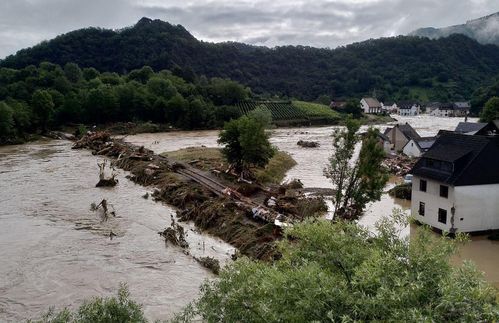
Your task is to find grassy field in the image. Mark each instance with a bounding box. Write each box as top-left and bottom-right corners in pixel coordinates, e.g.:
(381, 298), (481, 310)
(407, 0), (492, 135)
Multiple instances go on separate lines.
(163, 147), (296, 184)
(292, 101), (341, 120)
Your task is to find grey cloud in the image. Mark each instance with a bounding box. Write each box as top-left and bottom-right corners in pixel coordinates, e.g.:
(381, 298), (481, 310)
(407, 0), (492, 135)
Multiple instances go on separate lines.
(1, 0), (499, 58)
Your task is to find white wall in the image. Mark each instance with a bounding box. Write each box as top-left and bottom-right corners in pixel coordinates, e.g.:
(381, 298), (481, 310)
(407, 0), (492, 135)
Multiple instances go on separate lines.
(454, 184), (499, 232)
(402, 140), (422, 157)
(411, 176), (499, 232)
(360, 99), (369, 114)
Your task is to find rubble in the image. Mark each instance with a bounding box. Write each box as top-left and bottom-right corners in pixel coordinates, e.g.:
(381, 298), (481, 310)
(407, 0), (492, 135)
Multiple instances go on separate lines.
(382, 155), (417, 176)
(297, 140), (320, 148)
(194, 256), (221, 275)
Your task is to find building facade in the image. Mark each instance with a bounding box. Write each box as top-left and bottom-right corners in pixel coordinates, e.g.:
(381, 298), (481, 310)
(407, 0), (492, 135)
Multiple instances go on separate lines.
(410, 132), (499, 233)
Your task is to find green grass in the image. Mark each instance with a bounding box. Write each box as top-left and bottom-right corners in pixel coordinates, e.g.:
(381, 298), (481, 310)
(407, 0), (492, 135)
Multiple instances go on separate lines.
(255, 151), (297, 184)
(292, 101), (341, 119)
(164, 147), (296, 184)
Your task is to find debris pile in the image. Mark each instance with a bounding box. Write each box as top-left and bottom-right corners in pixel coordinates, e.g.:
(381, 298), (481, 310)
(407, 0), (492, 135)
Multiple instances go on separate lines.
(159, 216), (189, 250)
(96, 160), (118, 187)
(297, 140), (320, 148)
(194, 256), (221, 275)
(382, 155), (416, 176)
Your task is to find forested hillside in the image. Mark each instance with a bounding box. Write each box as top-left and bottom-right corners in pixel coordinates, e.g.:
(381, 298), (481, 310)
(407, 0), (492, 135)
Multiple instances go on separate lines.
(3, 17), (499, 103)
(0, 63), (250, 144)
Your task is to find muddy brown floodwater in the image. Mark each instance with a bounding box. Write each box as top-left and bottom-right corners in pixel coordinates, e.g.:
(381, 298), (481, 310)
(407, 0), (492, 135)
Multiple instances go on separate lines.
(127, 115), (499, 288)
(0, 139), (234, 322)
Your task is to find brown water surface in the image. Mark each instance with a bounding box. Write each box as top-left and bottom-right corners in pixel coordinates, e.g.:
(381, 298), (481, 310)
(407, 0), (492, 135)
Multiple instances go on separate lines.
(0, 139), (233, 322)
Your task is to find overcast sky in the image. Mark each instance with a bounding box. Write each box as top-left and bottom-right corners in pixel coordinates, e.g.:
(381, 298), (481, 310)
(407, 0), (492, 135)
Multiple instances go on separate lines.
(1, 0), (499, 59)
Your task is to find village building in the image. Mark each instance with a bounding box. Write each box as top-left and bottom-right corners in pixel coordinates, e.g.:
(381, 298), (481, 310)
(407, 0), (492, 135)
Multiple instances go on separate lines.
(455, 122), (488, 135)
(410, 132), (499, 233)
(429, 102), (470, 117)
(402, 137), (436, 157)
(381, 101), (398, 114)
(454, 120), (499, 135)
(384, 123), (421, 152)
(425, 102), (441, 114)
(360, 97), (382, 114)
(398, 102), (421, 116)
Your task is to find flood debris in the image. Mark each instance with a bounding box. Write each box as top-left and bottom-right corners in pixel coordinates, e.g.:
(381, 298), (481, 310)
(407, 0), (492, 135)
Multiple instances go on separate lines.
(297, 140), (320, 148)
(73, 131), (327, 260)
(382, 155), (416, 176)
(96, 160), (118, 187)
(194, 256), (220, 275)
(142, 192), (149, 199)
(91, 199), (116, 221)
(159, 216), (189, 250)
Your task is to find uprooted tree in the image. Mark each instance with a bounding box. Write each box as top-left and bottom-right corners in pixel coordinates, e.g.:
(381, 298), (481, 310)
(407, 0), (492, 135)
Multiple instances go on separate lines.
(324, 119), (388, 220)
(218, 108), (274, 179)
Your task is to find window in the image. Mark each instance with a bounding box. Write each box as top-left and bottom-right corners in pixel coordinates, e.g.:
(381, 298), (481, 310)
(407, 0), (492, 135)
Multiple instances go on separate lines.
(440, 185), (448, 198)
(438, 208), (447, 224)
(418, 202), (425, 216)
(419, 179), (427, 192)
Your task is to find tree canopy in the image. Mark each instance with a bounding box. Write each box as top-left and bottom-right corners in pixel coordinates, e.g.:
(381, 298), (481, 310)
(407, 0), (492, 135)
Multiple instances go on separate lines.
(0, 62), (249, 143)
(2, 18), (499, 107)
(325, 120), (388, 219)
(479, 96), (499, 122)
(175, 214), (499, 322)
(218, 109), (274, 174)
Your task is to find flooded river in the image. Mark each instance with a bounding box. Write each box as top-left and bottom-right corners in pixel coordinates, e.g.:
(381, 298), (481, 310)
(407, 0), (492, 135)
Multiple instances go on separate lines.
(0, 140), (233, 322)
(1, 115), (497, 321)
(127, 115), (499, 287)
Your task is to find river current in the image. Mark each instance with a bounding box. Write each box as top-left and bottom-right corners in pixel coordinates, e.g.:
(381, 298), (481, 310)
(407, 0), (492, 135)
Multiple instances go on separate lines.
(1, 115), (498, 321)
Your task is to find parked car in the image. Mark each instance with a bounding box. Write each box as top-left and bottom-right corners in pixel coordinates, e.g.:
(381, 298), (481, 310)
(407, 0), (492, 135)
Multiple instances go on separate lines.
(403, 174), (413, 184)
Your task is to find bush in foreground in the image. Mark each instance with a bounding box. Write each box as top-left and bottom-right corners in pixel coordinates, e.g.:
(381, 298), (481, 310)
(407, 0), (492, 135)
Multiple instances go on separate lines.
(30, 284), (146, 323)
(175, 212), (499, 322)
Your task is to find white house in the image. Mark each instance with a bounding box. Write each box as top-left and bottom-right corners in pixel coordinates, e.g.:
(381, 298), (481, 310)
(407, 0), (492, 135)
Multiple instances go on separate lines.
(382, 102), (398, 114)
(410, 132), (499, 233)
(384, 123), (421, 152)
(402, 137), (436, 157)
(360, 97), (382, 114)
(398, 102), (421, 116)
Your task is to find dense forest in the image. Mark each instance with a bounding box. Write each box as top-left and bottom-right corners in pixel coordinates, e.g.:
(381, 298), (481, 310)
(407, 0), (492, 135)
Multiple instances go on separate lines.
(2, 17), (499, 103)
(0, 62), (250, 144)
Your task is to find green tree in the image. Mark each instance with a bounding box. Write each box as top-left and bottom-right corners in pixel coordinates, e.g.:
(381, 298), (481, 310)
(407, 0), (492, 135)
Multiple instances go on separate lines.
(176, 214), (499, 322)
(64, 63), (82, 83)
(343, 99), (362, 118)
(479, 96), (499, 122)
(32, 89), (55, 132)
(316, 94), (331, 106)
(325, 120), (388, 219)
(218, 113), (274, 174)
(0, 102), (14, 139)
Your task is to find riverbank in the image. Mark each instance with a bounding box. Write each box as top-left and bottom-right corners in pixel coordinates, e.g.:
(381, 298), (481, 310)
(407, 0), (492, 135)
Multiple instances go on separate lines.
(73, 132), (326, 261)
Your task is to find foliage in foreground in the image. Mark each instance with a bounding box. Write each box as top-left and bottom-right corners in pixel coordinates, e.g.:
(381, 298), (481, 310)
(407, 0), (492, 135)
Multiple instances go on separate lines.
(176, 213), (499, 322)
(30, 284), (147, 323)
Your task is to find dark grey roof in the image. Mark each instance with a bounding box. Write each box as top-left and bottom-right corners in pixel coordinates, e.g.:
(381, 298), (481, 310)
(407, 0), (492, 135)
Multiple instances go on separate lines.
(455, 122), (487, 134)
(454, 102), (471, 109)
(416, 137), (436, 150)
(475, 120), (499, 136)
(410, 133), (499, 186)
(398, 123), (421, 141)
(378, 132), (390, 142)
(398, 101), (420, 109)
